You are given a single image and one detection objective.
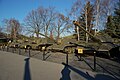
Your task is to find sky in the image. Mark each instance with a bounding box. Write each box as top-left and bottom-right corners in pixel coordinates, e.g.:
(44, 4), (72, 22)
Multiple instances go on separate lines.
(0, 0), (75, 24)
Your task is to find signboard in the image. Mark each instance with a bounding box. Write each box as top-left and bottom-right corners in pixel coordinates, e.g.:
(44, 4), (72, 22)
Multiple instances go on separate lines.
(78, 48), (83, 54)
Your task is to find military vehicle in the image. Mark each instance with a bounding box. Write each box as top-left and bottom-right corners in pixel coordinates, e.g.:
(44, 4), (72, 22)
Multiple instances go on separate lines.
(72, 20), (120, 58)
(4, 20), (119, 59)
(9, 40), (20, 48)
(19, 38), (42, 50)
(47, 35), (77, 53)
(19, 39), (31, 49)
(0, 38), (12, 50)
(8, 37), (41, 50)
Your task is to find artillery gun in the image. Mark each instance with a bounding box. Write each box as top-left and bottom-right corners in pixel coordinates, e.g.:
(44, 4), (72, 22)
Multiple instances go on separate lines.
(9, 40), (20, 48)
(0, 38), (12, 50)
(19, 39), (31, 49)
(72, 20), (120, 58)
(19, 38), (42, 50)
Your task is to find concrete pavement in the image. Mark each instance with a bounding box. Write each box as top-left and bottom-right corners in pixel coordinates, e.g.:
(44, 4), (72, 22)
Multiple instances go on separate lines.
(0, 51), (116, 80)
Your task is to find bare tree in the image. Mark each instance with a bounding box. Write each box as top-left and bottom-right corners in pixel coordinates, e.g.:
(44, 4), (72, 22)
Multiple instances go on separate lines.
(93, 0), (115, 35)
(94, 0), (100, 35)
(71, 0), (94, 42)
(85, 2), (88, 43)
(85, 1), (94, 43)
(41, 7), (56, 36)
(54, 13), (70, 40)
(3, 18), (21, 39)
(101, 0), (114, 16)
(24, 9), (43, 37)
(70, 0), (83, 19)
(25, 7), (56, 38)
(70, 0), (84, 41)
(0, 26), (4, 38)
(0, 25), (2, 32)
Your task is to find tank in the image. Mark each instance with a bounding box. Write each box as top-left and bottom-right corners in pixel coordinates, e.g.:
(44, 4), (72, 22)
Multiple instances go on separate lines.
(72, 20), (120, 58)
(0, 38), (12, 50)
(19, 38), (42, 50)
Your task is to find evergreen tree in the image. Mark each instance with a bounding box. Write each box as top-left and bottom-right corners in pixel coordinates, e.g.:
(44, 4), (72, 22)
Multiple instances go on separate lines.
(114, 0), (120, 37)
(106, 15), (115, 37)
(106, 0), (120, 38)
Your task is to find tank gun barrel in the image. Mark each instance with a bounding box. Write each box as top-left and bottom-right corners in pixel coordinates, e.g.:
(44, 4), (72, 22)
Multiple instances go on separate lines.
(73, 20), (102, 44)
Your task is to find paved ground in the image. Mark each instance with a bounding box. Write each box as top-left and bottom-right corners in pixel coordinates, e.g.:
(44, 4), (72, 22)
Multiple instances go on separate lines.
(0, 50), (119, 80)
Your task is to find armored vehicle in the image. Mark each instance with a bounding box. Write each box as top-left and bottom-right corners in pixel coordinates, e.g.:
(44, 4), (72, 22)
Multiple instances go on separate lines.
(0, 38), (12, 50)
(19, 38), (42, 50)
(72, 20), (120, 58)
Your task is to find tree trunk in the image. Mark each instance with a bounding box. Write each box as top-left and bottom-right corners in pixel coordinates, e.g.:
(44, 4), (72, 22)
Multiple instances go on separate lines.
(77, 26), (80, 41)
(95, 0), (100, 36)
(85, 3), (88, 43)
(36, 33), (39, 38)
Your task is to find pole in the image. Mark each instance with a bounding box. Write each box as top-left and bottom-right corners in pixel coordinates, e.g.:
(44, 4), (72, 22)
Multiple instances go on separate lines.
(43, 51), (45, 61)
(12, 47), (14, 53)
(6, 46), (9, 52)
(28, 48), (30, 58)
(19, 47), (21, 55)
(94, 51), (96, 71)
(77, 26), (80, 41)
(66, 52), (68, 65)
(3, 46), (4, 51)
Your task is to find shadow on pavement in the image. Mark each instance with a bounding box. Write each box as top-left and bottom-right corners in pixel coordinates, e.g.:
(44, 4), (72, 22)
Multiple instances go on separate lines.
(95, 74), (116, 80)
(61, 62), (94, 80)
(82, 58), (94, 71)
(60, 63), (71, 80)
(61, 63), (116, 80)
(23, 58), (31, 80)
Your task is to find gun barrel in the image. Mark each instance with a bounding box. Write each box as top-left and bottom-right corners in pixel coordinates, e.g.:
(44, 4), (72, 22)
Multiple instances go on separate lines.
(73, 20), (101, 43)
